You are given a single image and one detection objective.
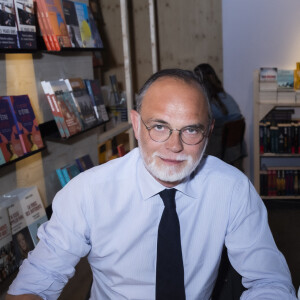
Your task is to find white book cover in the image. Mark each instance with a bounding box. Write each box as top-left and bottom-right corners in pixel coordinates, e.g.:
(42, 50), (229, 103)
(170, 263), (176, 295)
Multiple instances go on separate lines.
(4, 186), (48, 266)
(0, 207), (19, 279)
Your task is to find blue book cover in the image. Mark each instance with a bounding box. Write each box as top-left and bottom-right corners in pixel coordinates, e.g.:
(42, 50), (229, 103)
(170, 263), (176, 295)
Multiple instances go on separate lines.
(56, 168), (67, 187)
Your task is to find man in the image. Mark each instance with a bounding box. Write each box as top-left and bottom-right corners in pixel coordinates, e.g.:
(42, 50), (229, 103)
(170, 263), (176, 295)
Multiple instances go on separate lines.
(7, 69), (297, 299)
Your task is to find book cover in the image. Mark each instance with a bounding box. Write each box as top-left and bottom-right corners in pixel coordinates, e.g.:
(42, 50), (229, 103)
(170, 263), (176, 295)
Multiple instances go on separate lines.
(74, 0), (94, 48)
(33, 0), (51, 50)
(85, 79), (109, 122)
(62, 0), (82, 48)
(41, 80), (66, 138)
(0, 96), (24, 162)
(65, 77), (98, 129)
(0, 206), (18, 280)
(10, 95), (44, 153)
(49, 79), (83, 136)
(13, 0), (36, 49)
(38, 0), (60, 50)
(43, 80), (71, 137)
(109, 74), (122, 105)
(5, 186), (48, 267)
(43, 0), (71, 48)
(87, 5), (103, 48)
(75, 153), (94, 171)
(0, 0), (18, 49)
(259, 67), (277, 82)
(277, 69), (294, 90)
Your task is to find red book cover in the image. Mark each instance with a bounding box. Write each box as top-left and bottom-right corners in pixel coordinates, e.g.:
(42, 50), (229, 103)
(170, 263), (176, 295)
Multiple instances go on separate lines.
(43, 0), (71, 49)
(0, 96), (24, 162)
(10, 95), (44, 153)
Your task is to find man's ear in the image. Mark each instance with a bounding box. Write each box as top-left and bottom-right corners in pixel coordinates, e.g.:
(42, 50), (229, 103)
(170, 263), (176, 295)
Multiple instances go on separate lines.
(130, 109), (140, 140)
(208, 119), (215, 138)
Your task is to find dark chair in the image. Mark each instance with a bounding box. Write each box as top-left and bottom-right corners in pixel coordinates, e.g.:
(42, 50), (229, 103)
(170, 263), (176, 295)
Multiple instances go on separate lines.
(211, 247), (245, 300)
(221, 118), (246, 170)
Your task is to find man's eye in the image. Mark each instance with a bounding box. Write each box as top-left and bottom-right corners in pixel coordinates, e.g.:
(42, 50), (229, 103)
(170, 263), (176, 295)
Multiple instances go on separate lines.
(184, 127), (199, 135)
(153, 124), (167, 132)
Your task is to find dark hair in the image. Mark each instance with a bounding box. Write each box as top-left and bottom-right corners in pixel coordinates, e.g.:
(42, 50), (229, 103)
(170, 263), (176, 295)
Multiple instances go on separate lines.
(194, 63), (228, 115)
(136, 68), (212, 121)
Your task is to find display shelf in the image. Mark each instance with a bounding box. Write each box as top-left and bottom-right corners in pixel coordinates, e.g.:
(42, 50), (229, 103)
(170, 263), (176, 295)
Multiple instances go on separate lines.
(0, 146), (46, 169)
(39, 119), (109, 143)
(253, 70), (300, 197)
(98, 122), (132, 145)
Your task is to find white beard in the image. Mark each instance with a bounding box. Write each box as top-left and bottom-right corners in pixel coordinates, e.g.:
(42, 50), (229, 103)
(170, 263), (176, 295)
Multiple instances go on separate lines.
(138, 130), (208, 184)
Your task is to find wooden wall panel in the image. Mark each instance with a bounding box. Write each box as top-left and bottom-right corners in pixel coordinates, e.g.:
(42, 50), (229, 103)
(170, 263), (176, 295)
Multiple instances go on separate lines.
(99, 0), (222, 94)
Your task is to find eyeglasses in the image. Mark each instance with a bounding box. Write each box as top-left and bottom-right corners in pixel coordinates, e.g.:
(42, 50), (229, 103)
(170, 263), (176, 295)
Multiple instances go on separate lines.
(140, 117), (210, 145)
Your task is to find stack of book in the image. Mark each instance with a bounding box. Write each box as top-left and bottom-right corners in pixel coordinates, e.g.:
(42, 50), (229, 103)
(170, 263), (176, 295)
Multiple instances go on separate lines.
(0, 186), (48, 279)
(55, 153), (94, 187)
(41, 78), (109, 139)
(0, 94), (44, 165)
(0, 0), (103, 50)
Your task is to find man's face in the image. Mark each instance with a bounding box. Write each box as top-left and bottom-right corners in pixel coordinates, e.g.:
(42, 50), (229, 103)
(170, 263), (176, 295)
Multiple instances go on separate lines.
(131, 77), (212, 187)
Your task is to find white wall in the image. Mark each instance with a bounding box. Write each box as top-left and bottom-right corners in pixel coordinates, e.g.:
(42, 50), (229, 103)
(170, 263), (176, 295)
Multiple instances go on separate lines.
(222, 0), (300, 181)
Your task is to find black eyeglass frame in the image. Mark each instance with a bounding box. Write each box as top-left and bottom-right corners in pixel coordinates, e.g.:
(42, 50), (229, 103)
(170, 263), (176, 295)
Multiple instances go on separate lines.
(140, 117), (211, 145)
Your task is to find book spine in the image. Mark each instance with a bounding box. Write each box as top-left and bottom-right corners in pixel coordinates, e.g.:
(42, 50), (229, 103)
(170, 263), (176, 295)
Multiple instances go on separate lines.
(56, 168), (67, 187)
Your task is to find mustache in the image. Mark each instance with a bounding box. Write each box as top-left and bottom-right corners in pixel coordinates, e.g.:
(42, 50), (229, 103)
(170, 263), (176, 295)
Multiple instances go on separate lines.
(152, 152), (191, 161)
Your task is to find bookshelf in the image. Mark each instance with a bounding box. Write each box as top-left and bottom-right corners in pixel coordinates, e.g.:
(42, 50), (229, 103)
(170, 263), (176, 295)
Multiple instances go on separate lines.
(0, 0), (134, 297)
(253, 70), (300, 201)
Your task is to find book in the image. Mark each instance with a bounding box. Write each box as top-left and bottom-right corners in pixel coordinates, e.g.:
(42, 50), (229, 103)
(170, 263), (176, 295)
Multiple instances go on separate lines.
(37, 0), (60, 50)
(43, 0), (72, 48)
(13, 0), (36, 49)
(56, 167), (67, 187)
(109, 74), (122, 105)
(277, 69), (294, 90)
(85, 79), (109, 122)
(0, 206), (18, 280)
(62, 0), (82, 48)
(65, 77), (98, 129)
(0, 96), (25, 162)
(74, 0), (94, 48)
(41, 80), (66, 138)
(0, 0), (18, 49)
(260, 67), (277, 82)
(9, 95), (44, 153)
(49, 79), (83, 136)
(4, 186), (48, 266)
(86, 5), (103, 48)
(61, 162), (80, 183)
(75, 153), (94, 171)
(117, 143), (125, 157)
(33, 0), (51, 50)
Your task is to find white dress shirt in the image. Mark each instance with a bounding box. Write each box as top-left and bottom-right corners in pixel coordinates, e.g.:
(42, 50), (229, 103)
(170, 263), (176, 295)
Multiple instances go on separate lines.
(8, 148), (297, 299)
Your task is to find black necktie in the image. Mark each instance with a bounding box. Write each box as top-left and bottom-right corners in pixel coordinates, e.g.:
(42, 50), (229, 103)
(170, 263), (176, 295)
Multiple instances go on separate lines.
(156, 188), (186, 300)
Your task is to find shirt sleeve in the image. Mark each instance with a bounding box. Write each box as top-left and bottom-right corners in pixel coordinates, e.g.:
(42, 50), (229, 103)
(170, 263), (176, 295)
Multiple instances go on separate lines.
(225, 178), (297, 300)
(8, 174), (92, 299)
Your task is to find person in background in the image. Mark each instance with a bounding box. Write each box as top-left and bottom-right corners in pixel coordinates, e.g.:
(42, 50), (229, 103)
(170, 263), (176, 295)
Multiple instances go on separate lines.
(6, 69), (297, 300)
(194, 63), (246, 167)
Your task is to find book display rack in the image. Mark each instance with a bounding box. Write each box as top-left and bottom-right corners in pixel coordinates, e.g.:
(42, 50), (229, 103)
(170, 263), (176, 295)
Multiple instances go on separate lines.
(253, 70), (300, 202)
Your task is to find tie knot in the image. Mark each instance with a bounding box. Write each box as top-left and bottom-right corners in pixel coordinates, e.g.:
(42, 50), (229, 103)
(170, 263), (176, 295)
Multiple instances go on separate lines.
(159, 188), (176, 209)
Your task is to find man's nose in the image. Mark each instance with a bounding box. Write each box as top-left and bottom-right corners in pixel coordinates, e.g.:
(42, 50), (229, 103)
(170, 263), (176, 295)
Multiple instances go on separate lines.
(165, 130), (184, 152)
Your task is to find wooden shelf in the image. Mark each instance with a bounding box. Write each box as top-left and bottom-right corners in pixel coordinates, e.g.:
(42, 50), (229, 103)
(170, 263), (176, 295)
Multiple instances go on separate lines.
(0, 147), (46, 169)
(262, 196), (300, 200)
(39, 119), (109, 143)
(98, 122), (132, 144)
(260, 153), (300, 157)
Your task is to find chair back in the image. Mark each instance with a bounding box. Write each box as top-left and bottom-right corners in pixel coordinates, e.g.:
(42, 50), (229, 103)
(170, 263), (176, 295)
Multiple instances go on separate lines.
(221, 118), (245, 160)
